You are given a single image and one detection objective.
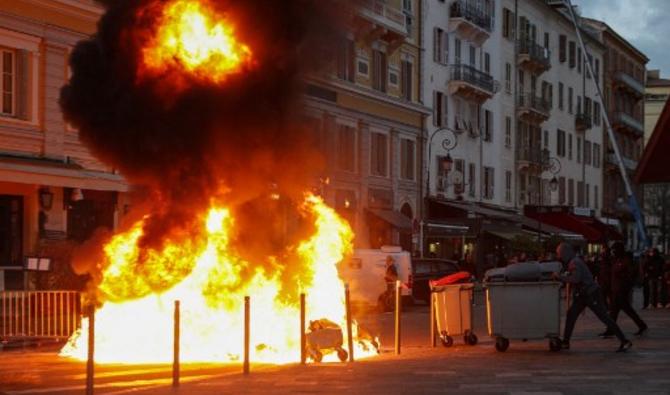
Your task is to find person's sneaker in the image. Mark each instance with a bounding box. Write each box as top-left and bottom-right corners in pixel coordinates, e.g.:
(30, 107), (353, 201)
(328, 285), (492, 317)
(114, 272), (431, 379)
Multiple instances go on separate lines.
(634, 326), (648, 337)
(598, 330), (614, 338)
(561, 339), (570, 350)
(616, 340), (632, 353)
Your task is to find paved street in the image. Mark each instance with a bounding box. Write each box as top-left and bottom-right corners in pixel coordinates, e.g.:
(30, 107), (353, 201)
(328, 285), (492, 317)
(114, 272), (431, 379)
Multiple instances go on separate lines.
(1, 291), (669, 395)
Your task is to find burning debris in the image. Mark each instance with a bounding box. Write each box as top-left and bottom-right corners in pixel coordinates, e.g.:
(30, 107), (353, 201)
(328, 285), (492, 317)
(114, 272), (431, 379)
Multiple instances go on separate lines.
(59, 0), (378, 364)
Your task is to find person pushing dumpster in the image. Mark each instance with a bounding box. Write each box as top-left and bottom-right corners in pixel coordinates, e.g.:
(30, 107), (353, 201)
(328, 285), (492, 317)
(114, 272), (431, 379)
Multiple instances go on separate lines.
(553, 242), (633, 353)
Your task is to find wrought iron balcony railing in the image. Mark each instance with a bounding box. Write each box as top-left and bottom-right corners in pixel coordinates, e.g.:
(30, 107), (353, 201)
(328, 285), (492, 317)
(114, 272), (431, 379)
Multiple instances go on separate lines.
(450, 0), (493, 32)
(449, 64), (495, 93)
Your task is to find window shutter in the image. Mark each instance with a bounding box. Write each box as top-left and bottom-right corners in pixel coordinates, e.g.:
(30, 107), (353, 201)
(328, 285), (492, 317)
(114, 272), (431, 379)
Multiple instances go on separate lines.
(441, 92), (448, 127)
(442, 32), (449, 64)
(15, 50), (30, 121)
(433, 28), (440, 63)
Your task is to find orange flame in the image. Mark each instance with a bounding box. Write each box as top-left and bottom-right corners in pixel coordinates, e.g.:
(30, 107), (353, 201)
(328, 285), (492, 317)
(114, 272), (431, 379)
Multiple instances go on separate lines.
(60, 194), (378, 364)
(141, 0), (253, 84)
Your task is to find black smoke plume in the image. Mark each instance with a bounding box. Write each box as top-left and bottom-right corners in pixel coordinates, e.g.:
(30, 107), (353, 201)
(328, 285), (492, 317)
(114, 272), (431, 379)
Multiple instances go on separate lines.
(61, 0), (351, 299)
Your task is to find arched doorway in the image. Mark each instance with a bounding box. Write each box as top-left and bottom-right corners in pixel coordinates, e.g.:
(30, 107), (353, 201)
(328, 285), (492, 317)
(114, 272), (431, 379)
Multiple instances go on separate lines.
(399, 203), (413, 253)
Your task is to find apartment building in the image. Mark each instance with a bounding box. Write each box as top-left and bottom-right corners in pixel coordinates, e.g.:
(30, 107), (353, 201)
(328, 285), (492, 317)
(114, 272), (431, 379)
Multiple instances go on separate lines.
(422, 0), (607, 260)
(582, 18), (648, 251)
(0, 0), (129, 290)
(645, 70), (670, 143)
(305, 0), (430, 251)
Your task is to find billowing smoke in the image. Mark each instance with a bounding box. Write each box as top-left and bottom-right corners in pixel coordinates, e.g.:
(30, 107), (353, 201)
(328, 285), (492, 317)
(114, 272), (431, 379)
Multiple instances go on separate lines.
(62, 0), (351, 298)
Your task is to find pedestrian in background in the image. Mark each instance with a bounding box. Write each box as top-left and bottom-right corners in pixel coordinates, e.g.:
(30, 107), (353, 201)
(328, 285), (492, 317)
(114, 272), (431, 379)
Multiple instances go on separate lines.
(600, 242), (647, 338)
(597, 244), (613, 308)
(663, 254), (670, 308)
(643, 248), (665, 309)
(553, 243), (632, 352)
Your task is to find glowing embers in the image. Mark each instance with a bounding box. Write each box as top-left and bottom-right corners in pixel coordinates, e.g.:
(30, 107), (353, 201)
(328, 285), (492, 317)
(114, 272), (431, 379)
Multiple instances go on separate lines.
(60, 194), (379, 364)
(141, 0), (253, 85)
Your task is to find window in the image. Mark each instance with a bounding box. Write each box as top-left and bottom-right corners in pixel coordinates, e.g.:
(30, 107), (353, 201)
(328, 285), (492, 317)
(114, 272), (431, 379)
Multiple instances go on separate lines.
(505, 63), (511, 94)
(559, 177), (566, 204)
(483, 167), (495, 200)
(593, 143), (601, 168)
(577, 50), (581, 73)
(372, 50), (387, 93)
(544, 32), (550, 50)
(593, 102), (601, 126)
(577, 181), (584, 206)
(544, 130), (549, 149)
(454, 38), (462, 64)
(568, 87), (573, 114)
(483, 109), (492, 142)
(568, 133), (573, 160)
(577, 96), (582, 115)
(502, 8), (515, 39)
(558, 82), (564, 111)
(336, 124), (357, 172)
(586, 183), (590, 207)
(505, 116), (512, 148)
(595, 185), (599, 209)
(433, 28), (448, 64)
(0, 50), (16, 116)
(357, 60), (369, 76)
(584, 140), (592, 165)
(556, 129), (566, 157)
(569, 41), (576, 68)
(401, 59), (413, 101)
(454, 159), (465, 193)
(468, 163), (476, 197)
(469, 45), (476, 67)
(400, 138), (415, 180)
(559, 34), (567, 63)
(484, 52), (490, 74)
(568, 179), (574, 205)
(336, 39), (355, 82)
(433, 91), (447, 127)
(370, 132), (388, 176)
(577, 137), (582, 163)
(505, 171), (512, 203)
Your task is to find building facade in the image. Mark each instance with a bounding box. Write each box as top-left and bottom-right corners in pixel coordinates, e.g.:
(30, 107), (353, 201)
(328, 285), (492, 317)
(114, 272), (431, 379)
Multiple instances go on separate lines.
(0, 0), (129, 290)
(644, 70), (670, 143)
(422, 0), (606, 261)
(582, 18), (648, 251)
(305, 0), (430, 251)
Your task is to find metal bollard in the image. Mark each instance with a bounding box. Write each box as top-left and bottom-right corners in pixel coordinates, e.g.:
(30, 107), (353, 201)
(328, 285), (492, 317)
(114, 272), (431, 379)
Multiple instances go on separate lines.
(173, 300), (180, 388)
(394, 280), (401, 355)
(430, 292), (436, 348)
(243, 296), (250, 375)
(345, 284), (354, 362)
(300, 293), (306, 365)
(86, 304), (95, 395)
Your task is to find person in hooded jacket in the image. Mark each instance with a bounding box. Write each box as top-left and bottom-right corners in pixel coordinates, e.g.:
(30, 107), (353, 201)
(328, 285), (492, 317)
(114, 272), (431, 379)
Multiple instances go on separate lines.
(553, 243), (632, 352)
(600, 242), (647, 338)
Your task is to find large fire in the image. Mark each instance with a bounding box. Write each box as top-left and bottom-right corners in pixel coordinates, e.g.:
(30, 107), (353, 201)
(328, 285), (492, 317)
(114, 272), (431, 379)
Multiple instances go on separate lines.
(61, 194), (378, 364)
(140, 0), (253, 85)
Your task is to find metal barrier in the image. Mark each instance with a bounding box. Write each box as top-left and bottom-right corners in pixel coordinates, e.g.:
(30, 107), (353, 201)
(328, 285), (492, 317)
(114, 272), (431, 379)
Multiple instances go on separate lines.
(0, 291), (82, 339)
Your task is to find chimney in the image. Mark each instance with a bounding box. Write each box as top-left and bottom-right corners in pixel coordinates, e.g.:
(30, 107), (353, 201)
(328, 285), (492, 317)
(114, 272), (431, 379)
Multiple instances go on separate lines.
(647, 69), (661, 80)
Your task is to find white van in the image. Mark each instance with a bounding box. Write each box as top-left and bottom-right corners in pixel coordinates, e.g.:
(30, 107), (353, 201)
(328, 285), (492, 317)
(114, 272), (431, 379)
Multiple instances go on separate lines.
(338, 246), (412, 310)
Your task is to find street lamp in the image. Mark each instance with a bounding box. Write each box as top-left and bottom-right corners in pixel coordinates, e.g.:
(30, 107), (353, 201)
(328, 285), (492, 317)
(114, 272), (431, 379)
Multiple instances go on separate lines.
(441, 153), (454, 173)
(426, 127), (458, 197)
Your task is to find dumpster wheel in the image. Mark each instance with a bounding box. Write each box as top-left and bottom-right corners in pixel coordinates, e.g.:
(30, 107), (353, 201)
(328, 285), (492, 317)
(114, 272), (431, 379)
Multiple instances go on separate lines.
(464, 331), (478, 346)
(549, 337), (562, 352)
(440, 333), (454, 347)
(336, 348), (349, 362)
(495, 337), (509, 352)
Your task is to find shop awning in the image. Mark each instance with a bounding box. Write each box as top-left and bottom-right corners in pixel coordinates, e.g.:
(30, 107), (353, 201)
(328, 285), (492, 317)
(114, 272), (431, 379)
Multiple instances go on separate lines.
(486, 229), (525, 241)
(367, 209), (413, 232)
(0, 156), (129, 192)
(636, 98), (670, 183)
(525, 210), (619, 243)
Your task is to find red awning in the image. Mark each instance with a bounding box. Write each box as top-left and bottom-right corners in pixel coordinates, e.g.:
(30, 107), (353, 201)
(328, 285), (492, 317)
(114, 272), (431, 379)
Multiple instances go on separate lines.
(636, 98), (670, 183)
(525, 211), (621, 243)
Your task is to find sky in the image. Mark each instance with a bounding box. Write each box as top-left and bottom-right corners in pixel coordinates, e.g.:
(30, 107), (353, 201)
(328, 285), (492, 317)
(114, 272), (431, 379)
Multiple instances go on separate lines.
(572, 0), (669, 76)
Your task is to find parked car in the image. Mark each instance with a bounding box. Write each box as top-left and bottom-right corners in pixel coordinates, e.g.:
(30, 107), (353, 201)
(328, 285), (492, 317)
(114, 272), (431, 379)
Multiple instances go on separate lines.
(410, 259), (461, 303)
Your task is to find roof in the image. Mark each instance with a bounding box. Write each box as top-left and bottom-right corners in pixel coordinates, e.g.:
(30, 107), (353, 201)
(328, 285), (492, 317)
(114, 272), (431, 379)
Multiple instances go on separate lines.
(580, 18), (649, 63)
(636, 97), (670, 183)
(647, 78), (670, 88)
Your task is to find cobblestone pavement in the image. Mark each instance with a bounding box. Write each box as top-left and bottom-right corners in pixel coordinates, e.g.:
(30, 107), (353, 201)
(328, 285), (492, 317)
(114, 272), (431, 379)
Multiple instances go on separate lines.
(1, 290), (669, 395)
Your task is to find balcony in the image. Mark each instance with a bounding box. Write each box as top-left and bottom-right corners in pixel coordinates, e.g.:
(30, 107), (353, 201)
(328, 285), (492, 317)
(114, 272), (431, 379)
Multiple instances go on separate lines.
(612, 70), (645, 99)
(606, 153), (638, 172)
(575, 112), (592, 132)
(447, 64), (497, 103)
(448, 0), (493, 47)
(610, 111), (644, 138)
(517, 94), (551, 124)
(355, 0), (407, 44)
(516, 145), (544, 171)
(517, 40), (551, 74)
